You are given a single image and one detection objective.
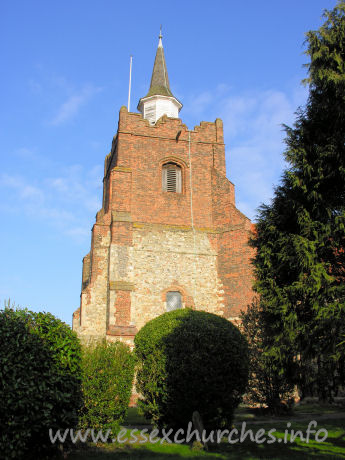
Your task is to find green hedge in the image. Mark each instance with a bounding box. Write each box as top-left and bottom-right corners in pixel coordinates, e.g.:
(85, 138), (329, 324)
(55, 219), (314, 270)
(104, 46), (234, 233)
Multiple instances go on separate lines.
(79, 340), (136, 435)
(135, 309), (249, 430)
(0, 308), (82, 460)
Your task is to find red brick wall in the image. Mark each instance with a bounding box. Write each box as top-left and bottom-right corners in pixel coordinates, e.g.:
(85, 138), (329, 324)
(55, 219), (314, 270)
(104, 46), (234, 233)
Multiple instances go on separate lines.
(114, 290), (131, 325)
(210, 165), (255, 317)
(111, 108), (226, 229)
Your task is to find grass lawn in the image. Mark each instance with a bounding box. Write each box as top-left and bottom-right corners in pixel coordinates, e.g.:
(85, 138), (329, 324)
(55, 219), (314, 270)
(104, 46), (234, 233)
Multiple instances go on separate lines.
(67, 406), (345, 459)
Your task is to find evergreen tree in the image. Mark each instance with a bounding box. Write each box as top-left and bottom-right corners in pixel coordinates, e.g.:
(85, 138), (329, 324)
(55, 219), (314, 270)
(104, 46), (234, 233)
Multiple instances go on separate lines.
(250, 1), (345, 401)
(240, 299), (295, 413)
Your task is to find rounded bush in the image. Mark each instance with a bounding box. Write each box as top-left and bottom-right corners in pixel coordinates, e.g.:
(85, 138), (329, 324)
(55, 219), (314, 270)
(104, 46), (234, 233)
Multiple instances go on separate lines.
(79, 340), (136, 435)
(135, 309), (249, 430)
(0, 308), (82, 459)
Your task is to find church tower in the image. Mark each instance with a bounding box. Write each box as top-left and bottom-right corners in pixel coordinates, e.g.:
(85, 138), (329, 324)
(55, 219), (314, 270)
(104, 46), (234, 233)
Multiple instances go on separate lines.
(73, 33), (255, 344)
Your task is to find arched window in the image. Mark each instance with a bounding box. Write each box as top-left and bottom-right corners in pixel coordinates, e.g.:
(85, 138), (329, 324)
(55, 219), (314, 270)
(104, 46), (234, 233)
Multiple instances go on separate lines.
(162, 163), (182, 193)
(166, 291), (182, 311)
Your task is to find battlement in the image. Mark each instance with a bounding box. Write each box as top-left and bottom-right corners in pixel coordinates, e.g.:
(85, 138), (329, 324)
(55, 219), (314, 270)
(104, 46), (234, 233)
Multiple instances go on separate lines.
(118, 107), (224, 146)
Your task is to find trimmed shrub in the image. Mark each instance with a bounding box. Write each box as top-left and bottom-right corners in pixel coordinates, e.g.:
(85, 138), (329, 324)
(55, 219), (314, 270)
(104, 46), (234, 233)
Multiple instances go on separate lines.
(0, 308), (82, 460)
(23, 310), (83, 378)
(79, 340), (136, 435)
(135, 309), (249, 430)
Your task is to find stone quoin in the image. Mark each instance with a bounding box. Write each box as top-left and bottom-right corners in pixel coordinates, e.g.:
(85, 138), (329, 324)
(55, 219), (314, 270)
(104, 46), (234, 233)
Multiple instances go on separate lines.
(72, 31), (255, 344)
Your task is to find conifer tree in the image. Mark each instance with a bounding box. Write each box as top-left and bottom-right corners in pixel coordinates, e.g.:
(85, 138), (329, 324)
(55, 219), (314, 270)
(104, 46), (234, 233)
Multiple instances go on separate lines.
(250, 1), (345, 401)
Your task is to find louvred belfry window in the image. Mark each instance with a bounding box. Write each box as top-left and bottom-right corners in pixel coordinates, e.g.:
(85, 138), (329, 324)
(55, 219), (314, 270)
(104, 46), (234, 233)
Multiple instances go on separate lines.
(162, 163), (182, 193)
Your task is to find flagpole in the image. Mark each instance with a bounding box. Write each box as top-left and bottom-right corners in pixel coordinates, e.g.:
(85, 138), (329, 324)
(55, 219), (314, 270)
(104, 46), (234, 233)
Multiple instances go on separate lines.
(128, 55), (133, 111)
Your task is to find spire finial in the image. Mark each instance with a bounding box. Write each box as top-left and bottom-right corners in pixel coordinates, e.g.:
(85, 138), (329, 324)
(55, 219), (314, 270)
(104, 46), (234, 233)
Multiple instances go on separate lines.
(158, 25), (163, 48)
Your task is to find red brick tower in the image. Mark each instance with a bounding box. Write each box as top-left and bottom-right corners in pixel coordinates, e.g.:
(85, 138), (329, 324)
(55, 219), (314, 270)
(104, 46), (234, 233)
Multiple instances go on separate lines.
(73, 33), (255, 343)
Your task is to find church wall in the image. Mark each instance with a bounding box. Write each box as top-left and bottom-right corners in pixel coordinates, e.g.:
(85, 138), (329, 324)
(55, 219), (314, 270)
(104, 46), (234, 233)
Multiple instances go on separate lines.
(73, 220), (111, 341)
(130, 225), (224, 330)
(114, 108), (226, 230)
(211, 166), (255, 319)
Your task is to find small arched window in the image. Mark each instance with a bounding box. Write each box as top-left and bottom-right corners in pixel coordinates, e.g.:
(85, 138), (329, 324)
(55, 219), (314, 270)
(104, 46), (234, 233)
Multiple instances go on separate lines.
(162, 163), (182, 193)
(166, 291), (182, 311)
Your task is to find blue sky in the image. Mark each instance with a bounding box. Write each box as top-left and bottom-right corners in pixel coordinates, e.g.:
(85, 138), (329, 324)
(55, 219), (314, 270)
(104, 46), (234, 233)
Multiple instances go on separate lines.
(1, 0), (338, 325)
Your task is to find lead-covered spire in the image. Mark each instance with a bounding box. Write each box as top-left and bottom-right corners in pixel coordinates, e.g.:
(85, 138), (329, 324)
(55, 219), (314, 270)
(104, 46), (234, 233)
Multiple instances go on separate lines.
(138, 29), (182, 124)
(146, 28), (173, 98)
